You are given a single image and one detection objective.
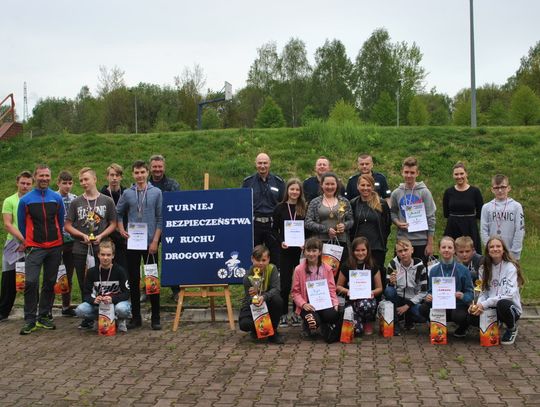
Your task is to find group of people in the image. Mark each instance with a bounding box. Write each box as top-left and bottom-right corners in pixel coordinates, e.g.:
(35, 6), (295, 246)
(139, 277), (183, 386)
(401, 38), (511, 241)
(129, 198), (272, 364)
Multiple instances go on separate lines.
(0, 150), (525, 346)
(0, 155), (180, 334)
(238, 152), (525, 345)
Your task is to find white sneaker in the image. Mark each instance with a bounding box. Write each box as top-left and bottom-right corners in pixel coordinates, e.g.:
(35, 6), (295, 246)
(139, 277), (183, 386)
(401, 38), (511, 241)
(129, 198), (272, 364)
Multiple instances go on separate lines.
(290, 313), (302, 327)
(117, 319), (128, 333)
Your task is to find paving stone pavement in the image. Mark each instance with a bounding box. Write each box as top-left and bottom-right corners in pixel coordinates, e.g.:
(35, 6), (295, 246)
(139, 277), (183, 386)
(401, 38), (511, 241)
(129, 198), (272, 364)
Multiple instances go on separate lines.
(0, 311), (539, 407)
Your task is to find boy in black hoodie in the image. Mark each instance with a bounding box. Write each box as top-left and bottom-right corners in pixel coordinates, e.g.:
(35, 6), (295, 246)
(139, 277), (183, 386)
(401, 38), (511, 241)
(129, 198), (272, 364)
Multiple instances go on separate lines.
(75, 240), (131, 332)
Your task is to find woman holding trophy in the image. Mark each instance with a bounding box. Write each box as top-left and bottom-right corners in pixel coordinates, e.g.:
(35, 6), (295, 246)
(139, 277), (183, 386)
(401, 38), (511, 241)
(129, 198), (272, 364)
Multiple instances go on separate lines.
(238, 245), (284, 344)
(305, 172), (353, 280)
(467, 237), (524, 345)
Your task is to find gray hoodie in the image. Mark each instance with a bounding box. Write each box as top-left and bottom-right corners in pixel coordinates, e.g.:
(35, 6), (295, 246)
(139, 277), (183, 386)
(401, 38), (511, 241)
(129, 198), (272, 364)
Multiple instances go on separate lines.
(480, 198), (524, 259)
(116, 183), (162, 245)
(390, 182), (436, 246)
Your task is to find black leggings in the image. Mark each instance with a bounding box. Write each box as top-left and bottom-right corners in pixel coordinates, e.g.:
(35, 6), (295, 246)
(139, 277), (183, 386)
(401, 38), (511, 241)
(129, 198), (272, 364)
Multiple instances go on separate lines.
(467, 299), (521, 330)
(300, 307), (339, 331)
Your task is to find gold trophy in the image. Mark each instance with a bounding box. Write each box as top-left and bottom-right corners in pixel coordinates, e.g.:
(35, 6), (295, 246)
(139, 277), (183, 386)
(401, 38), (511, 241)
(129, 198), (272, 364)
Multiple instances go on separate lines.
(87, 211), (96, 241)
(470, 279), (483, 313)
(337, 201), (346, 235)
(248, 267), (263, 304)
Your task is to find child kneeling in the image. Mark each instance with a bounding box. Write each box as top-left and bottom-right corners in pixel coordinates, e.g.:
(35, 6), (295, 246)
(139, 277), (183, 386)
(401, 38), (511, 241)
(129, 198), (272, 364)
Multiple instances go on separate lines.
(336, 237), (383, 336)
(468, 237), (524, 345)
(238, 245), (284, 344)
(75, 240), (131, 332)
(292, 238), (340, 342)
(384, 239), (427, 335)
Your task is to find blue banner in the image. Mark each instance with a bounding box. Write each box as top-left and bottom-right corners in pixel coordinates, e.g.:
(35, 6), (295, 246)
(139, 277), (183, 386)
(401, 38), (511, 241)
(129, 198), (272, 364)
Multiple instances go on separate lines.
(161, 188), (253, 285)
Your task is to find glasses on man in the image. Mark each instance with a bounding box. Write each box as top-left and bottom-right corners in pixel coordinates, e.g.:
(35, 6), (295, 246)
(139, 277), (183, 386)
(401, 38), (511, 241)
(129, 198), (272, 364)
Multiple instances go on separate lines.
(492, 185), (508, 190)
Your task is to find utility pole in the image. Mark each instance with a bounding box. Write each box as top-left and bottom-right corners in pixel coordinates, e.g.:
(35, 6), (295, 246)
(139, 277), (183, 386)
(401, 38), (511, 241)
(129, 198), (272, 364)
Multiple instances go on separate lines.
(396, 79), (402, 127)
(470, 0), (477, 128)
(23, 82), (28, 123)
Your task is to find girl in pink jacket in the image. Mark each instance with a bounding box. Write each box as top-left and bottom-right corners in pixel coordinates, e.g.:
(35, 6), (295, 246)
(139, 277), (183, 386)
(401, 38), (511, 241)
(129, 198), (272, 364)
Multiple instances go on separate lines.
(291, 237), (340, 341)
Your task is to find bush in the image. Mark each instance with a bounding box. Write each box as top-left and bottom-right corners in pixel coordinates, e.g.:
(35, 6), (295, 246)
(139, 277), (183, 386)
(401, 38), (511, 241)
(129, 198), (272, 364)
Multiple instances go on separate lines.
(328, 100), (361, 124)
(255, 97), (286, 128)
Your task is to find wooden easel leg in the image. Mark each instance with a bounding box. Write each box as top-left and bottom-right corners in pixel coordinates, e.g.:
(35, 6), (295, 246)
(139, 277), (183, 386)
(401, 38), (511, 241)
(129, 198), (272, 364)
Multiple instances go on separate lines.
(224, 286), (235, 331)
(172, 287), (186, 332)
(209, 286), (216, 322)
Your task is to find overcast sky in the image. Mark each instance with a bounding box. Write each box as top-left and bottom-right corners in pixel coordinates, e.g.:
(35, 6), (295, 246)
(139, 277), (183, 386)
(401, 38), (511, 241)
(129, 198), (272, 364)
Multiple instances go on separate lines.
(3, 0), (539, 115)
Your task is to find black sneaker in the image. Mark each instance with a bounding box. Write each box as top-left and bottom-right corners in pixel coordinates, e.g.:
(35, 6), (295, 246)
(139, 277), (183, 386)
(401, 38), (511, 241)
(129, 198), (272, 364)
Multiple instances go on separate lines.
(501, 327), (518, 345)
(0, 314), (8, 322)
(78, 319), (94, 330)
(62, 308), (77, 317)
(127, 318), (142, 329)
(20, 322), (37, 335)
(36, 316), (56, 330)
(268, 333), (285, 344)
(453, 326), (468, 338)
(151, 321), (162, 331)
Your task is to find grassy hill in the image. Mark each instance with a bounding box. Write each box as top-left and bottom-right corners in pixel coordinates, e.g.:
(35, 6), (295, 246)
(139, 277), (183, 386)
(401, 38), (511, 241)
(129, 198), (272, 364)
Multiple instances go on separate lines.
(1, 123), (539, 303)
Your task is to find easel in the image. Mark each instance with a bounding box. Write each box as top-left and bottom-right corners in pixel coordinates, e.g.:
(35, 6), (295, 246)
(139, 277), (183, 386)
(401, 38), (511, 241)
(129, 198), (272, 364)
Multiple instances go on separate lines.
(171, 173), (236, 332)
(172, 284), (235, 331)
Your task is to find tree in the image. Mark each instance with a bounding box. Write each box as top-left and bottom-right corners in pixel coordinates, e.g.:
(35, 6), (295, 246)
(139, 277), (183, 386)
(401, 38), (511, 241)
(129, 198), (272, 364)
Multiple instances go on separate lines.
(278, 38), (311, 127)
(174, 64), (206, 129)
(235, 85), (266, 127)
(255, 96), (285, 128)
(371, 92), (395, 125)
(201, 108), (222, 129)
(97, 65), (125, 97)
(510, 85), (540, 125)
(354, 28), (425, 122)
(407, 96), (429, 125)
(247, 42), (280, 94)
(328, 100), (360, 124)
(417, 89), (451, 125)
(507, 41), (540, 96)
(309, 39), (355, 118)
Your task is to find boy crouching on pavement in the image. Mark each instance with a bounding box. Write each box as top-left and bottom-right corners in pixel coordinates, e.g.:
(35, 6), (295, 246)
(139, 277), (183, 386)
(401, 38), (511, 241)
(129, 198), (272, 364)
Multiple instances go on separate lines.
(383, 239), (427, 335)
(75, 240), (131, 332)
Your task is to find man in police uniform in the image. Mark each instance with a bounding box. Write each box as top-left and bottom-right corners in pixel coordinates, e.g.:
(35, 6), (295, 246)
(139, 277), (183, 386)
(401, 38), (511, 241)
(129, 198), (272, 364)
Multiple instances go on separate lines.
(242, 153), (285, 268)
(303, 156), (345, 203)
(345, 153), (391, 203)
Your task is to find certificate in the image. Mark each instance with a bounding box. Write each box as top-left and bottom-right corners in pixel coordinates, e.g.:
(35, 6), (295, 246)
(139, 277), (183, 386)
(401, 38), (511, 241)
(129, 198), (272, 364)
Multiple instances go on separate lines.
(127, 222), (148, 250)
(3, 239), (24, 266)
(432, 277), (456, 309)
(284, 220), (305, 247)
(306, 279), (333, 311)
(403, 201), (428, 233)
(348, 270), (372, 300)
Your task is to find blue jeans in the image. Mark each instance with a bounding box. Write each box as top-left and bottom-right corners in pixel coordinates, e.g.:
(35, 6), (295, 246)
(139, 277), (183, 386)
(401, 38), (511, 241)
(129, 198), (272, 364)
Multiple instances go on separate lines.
(75, 301), (132, 320)
(383, 286), (425, 325)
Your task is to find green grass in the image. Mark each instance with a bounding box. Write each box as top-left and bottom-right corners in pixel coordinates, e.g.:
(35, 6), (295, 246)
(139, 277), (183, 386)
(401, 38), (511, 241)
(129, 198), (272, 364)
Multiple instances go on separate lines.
(2, 123), (540, 304)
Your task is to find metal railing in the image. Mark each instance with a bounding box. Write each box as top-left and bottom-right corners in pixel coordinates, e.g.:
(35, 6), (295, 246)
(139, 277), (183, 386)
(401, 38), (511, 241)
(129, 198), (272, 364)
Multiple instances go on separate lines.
(0, 93), (15, 123)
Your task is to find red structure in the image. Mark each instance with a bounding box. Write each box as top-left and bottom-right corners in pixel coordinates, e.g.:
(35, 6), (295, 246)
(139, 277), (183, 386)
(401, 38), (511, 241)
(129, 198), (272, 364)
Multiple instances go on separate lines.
(0, 93), (23, 140)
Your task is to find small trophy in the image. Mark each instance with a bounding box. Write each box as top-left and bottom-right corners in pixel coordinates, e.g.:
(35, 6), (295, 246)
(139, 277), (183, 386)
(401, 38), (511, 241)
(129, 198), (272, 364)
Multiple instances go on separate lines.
(248, 267), (263, 304)
(471, 279), (483, 313)
(87, 211), (96, 241)
(337, 201), (346, 235)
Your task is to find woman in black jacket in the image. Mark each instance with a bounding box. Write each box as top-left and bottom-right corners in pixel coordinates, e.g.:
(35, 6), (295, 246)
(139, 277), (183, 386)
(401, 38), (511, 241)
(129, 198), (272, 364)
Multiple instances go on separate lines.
(350, 174), (391, 287)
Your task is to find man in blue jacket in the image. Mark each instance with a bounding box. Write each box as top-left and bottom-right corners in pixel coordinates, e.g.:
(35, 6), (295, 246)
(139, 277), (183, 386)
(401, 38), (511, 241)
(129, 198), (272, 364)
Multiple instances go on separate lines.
(17, 164), (65, 335)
